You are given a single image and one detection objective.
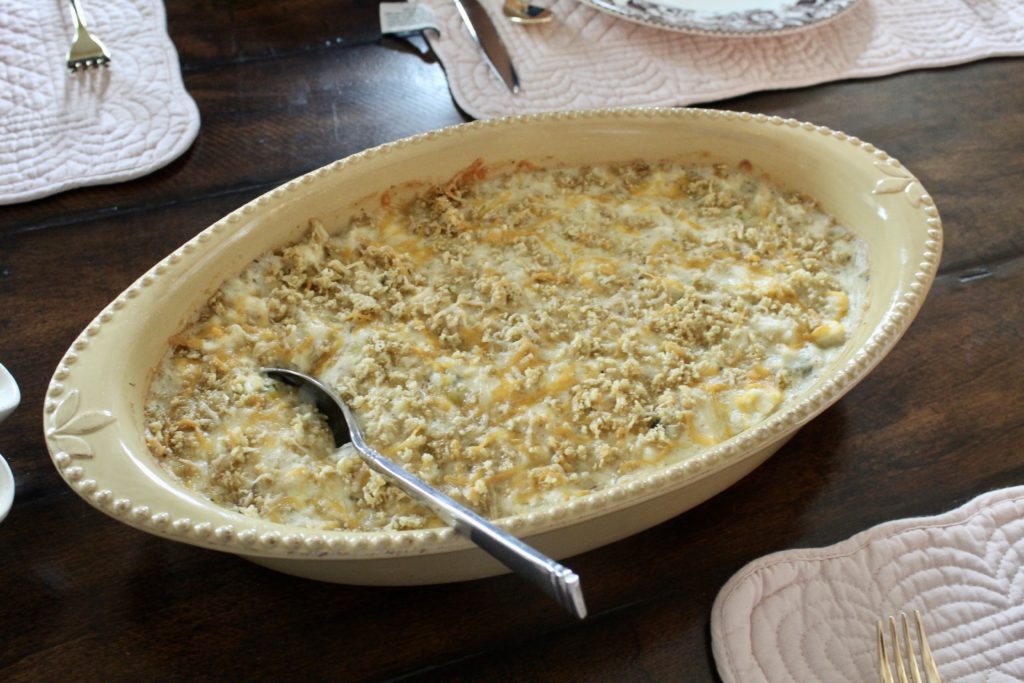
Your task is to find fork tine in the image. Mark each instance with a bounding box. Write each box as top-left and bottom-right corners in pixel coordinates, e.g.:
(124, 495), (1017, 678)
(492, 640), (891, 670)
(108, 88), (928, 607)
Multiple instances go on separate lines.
(901, 613), (923, 683)
(878, 620), (896, 683)
(889, 616), (910, 683)
(915, 611), (943, 683)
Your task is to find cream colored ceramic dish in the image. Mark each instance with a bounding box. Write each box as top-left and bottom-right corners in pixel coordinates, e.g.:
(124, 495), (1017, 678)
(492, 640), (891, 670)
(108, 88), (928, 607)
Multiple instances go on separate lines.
(44, 108), (941, 585)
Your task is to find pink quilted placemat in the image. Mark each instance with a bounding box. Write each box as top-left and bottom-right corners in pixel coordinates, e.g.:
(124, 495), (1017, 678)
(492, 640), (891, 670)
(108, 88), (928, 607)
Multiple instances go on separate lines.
(711, 486), (1024, 682)
(0, 1), (199, 205)
(421, 0), (1024, 119)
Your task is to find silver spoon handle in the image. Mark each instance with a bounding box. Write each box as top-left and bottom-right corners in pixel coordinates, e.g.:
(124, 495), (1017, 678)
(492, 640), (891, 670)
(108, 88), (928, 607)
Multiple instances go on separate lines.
(346, 416), (587, 619)
(261, 367), (587, 619)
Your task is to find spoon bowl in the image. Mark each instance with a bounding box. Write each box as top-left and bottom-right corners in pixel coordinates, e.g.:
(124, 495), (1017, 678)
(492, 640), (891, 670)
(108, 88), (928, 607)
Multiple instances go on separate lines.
(503, 0), (554, 24)
(263, 367), (587, 619)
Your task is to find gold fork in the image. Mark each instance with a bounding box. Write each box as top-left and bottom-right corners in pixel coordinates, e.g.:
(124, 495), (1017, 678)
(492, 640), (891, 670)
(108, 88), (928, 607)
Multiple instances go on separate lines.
(66, 0), (111, 72)
(877, 611), (943, 683)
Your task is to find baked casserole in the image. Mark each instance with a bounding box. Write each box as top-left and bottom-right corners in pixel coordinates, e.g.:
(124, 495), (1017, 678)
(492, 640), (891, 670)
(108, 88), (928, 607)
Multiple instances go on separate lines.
(144, 158), (868, 531)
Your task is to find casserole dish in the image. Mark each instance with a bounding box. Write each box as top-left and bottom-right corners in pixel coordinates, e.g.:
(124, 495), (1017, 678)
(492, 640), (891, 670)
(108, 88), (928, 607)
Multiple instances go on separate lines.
(44, 108), (942, 585)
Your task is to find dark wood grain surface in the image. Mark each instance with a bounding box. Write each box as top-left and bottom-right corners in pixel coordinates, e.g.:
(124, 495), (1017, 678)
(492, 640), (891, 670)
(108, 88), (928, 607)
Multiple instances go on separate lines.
(1, 2), (1022, 680)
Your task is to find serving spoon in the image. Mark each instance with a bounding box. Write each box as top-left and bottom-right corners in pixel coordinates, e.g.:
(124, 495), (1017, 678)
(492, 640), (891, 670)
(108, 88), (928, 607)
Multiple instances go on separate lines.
(263, 367), (587, 619)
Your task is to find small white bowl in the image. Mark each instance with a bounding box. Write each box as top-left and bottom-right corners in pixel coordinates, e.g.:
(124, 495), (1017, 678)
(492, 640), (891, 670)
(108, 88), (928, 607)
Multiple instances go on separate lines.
(0, 455), (13, 523)
(0, 363), (19, 424)
(0, 362), (20, 522)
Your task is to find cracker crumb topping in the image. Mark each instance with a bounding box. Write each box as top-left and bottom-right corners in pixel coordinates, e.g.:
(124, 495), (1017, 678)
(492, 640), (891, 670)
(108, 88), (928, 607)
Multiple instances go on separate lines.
(145, 159), (868, 530)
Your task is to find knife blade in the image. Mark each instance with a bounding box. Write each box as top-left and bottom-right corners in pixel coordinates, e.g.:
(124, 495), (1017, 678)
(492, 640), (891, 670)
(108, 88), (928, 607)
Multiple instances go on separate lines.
(452, 0), (520, 94)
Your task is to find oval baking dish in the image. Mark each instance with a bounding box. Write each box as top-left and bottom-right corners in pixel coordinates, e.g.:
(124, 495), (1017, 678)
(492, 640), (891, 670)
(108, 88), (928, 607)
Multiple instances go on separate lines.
(44, 108), (941, 585)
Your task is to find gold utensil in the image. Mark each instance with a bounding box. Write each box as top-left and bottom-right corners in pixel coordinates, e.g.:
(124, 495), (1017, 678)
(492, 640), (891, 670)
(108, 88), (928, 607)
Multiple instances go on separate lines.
(66, 0), (111, 71)
(877, 611), (943, 683)
(502, 0), (554, 25)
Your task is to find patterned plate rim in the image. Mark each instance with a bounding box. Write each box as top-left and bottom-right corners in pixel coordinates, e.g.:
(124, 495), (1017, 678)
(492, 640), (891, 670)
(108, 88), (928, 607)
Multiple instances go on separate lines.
(575, 0), (863, 37)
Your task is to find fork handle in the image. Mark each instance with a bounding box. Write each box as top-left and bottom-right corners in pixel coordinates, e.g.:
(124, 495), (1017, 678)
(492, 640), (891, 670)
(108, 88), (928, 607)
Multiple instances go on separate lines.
(68, 0), (89, 29)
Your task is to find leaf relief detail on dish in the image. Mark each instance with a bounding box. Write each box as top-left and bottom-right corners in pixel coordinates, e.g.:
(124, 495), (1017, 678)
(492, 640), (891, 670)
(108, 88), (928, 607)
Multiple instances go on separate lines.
(46, 389), (115, 459)
(594, 0), (855, 33)
(872, 162), (925, 208)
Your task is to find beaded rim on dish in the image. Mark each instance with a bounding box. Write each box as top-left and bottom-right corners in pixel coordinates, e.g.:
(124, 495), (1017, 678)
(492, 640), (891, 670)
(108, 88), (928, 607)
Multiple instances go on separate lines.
(44, 107), (942, 558)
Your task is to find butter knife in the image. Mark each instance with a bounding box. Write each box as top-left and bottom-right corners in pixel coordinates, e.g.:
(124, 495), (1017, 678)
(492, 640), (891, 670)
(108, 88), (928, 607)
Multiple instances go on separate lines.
(452, 0), (520, 94)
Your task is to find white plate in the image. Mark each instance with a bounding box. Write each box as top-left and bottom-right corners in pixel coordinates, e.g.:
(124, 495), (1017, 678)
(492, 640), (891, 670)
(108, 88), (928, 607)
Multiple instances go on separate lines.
(577, 0), (861, 36)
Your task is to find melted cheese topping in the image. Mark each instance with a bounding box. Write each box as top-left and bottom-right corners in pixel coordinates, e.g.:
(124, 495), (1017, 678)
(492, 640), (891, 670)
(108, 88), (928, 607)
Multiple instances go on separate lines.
(145, 159), (868, 531)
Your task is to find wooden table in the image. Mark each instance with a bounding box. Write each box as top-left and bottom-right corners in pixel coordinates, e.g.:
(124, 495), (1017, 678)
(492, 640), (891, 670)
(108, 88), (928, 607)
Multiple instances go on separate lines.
(2, 2), (1022, 680)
